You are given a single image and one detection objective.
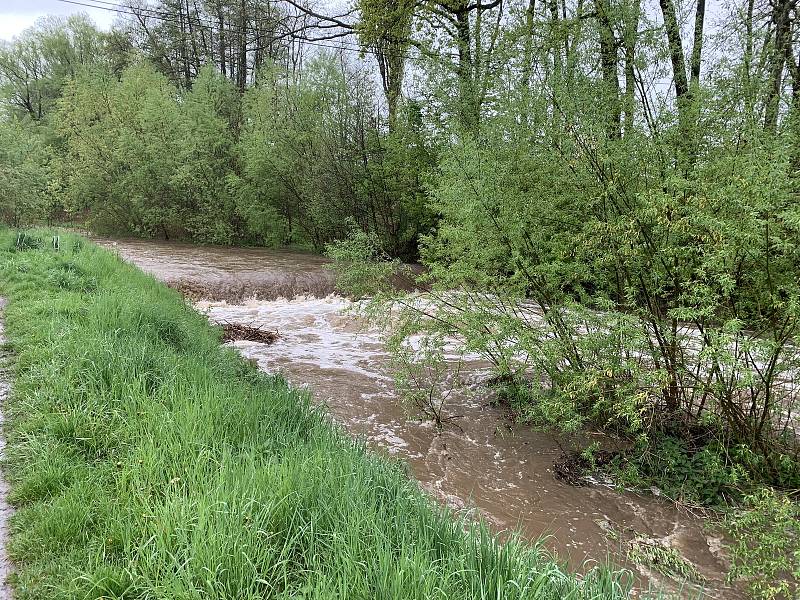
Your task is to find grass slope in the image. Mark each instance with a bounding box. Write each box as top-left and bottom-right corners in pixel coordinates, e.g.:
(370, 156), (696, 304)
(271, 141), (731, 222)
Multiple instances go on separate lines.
(0, 230), (629, 599)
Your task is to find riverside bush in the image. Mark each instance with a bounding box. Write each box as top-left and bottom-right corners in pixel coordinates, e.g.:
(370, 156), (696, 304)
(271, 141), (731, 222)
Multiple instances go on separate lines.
(331, 125), (800, 505)
(726, 488), (800, 599)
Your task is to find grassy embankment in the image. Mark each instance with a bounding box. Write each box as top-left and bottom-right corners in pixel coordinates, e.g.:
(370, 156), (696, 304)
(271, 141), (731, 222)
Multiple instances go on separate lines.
(0, 229), (629, 599)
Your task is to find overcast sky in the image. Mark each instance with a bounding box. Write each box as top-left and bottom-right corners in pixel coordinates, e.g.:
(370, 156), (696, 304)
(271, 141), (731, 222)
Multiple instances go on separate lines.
(0, 0), (118, 41)
(0, 0), (730, 51)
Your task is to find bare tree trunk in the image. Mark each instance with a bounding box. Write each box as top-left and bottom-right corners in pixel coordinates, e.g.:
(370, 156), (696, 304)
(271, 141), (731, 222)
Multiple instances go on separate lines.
(217, 2), (227, 77)
(743, 0), (756, 118)
(623, 0), (641, 134)
(764, 0), (794, 132)
(659, 0), (689, 102)
(659, 0), (705, 167)
(782, 4), (800, 168)
(520, 0), (537, 91)
(185, 0), (201, 77)
(176, 1), (190, 87)
(689, 0), (706, 87)
(595, 0), (621, 139)
(547, 0), (563, 142)
(455, 4), (479, 135)
(238, 0), (248, 92)
(564, 0), (585, 93)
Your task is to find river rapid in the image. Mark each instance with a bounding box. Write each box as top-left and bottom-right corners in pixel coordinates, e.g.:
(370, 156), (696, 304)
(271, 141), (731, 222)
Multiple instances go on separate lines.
(100, 237), (745, 599)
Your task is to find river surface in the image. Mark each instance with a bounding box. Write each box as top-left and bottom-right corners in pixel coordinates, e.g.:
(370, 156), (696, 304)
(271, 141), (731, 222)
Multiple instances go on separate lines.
(99, 237), (745, 599)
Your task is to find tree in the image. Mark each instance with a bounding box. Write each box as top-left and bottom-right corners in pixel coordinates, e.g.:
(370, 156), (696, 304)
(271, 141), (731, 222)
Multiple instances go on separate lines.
(119, 0), (295, 91)
(0, 118), (53, 225)
(0, 15), (103, 119)
(56, 64), (183, 237)
(357, 0), (414, 130)
(595, 0), (621, 139)
(173, 66), (241, 242)
(658, 0), (706, 167)
(237, 56), (374, 248)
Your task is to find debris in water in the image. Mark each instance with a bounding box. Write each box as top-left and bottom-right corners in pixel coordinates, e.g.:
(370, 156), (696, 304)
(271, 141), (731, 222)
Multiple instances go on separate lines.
(626, 535), (705, 582)
(221, 322), (279, 344)
(552, 449), (616, 486)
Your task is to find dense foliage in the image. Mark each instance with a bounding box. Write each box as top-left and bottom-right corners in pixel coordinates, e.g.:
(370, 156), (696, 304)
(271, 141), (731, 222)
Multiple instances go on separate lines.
(0, 120), (53, 226)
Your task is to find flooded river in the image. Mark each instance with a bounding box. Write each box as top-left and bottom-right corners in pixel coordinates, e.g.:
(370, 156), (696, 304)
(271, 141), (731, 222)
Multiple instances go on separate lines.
(100, 238), (744, 598)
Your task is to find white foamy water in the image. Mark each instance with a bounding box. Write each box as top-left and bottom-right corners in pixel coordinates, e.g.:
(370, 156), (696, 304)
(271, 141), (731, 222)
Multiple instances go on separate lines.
(197, 296), (394, 380)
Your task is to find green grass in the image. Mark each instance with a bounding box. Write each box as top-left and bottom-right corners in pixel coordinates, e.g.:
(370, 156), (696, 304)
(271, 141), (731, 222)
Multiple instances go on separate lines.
(0, 229), (630, 599)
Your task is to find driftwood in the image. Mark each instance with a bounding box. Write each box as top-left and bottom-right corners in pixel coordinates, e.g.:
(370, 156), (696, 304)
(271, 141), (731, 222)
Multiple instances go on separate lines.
(221, 321), (279, 344)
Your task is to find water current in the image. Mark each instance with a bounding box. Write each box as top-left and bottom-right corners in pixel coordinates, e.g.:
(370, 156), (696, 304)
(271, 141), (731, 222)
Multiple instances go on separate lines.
(100, 237), (745, 598)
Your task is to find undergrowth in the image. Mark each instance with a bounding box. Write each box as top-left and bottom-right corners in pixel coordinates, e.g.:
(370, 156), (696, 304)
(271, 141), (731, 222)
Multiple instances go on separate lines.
(499, 379), (800, 508)
(500, 382), (800, 598)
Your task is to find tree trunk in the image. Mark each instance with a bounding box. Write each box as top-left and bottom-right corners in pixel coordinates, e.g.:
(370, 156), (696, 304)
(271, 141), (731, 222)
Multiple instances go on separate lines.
(238, 0), (248, 93)
(764, 0), (794, 132)
(185, 0), (201, 78)
(782, 4), (800, 168)
(659, 0), (689, 102)
(743, 0), (756, 118)
(455, 5), (479, 135)
(622, 0), (641, 134)
(689, 0), (706, 87)
(385, 53), (403, 131)
(547, 0), (563, 141)
(659, 0), (705, 169)
(177, 0), (191, 87)
(595, 0), (621, 139)
(217, 2), (227, 77)
(520, 0), (537, 91)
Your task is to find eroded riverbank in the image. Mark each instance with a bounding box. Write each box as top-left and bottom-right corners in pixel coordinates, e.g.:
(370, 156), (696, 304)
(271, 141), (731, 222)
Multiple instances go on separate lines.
(99, 237), (745, 598)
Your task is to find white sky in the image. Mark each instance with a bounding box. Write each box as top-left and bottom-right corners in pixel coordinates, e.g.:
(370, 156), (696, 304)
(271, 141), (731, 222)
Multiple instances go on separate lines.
(0, 0), (732, 61)
(0, 0), (117, 40)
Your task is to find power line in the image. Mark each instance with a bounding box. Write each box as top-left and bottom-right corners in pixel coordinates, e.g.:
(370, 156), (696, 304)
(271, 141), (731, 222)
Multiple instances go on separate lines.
(70, 0), (317, 39)
(52, 0), (455, 62)
(55, 0), (355, 46)
(56, 0), (347, 44)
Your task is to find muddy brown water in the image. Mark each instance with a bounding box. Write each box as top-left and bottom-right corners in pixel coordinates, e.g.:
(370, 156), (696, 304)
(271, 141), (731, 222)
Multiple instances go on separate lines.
(97, 237), (746, 599)
(96, 237), (336, 301)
